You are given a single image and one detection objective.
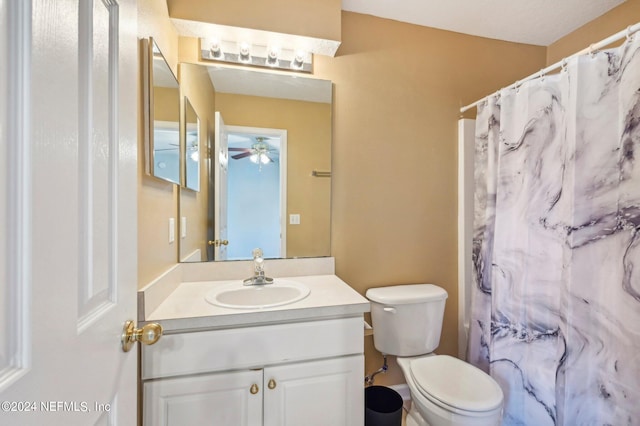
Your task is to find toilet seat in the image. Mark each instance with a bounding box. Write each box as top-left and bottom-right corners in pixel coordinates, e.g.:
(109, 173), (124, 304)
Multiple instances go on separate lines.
(409, 355), (503, 415)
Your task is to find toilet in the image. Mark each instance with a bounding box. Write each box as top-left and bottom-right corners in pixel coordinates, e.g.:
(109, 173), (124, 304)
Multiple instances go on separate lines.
(366, 284), (503, 426)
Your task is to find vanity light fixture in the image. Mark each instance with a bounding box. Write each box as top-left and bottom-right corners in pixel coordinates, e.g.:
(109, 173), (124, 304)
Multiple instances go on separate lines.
(201, 38), (312, 73)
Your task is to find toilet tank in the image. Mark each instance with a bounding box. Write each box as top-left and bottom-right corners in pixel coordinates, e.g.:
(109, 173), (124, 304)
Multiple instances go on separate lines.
(366, 284), (448, 357)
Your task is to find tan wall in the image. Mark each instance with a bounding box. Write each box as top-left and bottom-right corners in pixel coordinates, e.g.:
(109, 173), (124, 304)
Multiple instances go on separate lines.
(547, 1), (640, 64)
(153, 87), (179, 121)
(215, 93), (332, 258)
(139, 0), (179, 74)
(138, 0), (180, 287)
(178, 62), (216, 262)
(312, 12), (547, 385)
(167, 0), (341, 43)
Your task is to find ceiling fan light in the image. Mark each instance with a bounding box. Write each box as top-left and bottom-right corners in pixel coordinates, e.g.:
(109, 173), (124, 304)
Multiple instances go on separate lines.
(249, 153), (259, 164)
(260, 154), (270, 164)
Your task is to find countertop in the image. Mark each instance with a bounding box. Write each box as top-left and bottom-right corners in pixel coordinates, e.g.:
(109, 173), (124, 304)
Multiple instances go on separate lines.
(143, 274), (370, 333)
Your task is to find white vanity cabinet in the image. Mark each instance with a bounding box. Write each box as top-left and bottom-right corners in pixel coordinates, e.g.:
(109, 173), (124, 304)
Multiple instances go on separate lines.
(262, 356), (363, 426)
(142, 316), (365, 426)
(144, 369), (263, 425)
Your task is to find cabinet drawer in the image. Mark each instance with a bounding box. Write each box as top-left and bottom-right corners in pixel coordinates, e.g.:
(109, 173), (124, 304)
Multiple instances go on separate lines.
(142, 317), (363, 379)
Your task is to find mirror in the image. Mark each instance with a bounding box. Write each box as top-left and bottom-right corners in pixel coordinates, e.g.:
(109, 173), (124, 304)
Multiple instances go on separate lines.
(143, 38), (180, 185)
(177, 63), (332, 262)
(184, 97), (200, 191)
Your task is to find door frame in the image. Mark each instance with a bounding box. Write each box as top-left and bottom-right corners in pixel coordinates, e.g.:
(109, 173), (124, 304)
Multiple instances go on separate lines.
(213, 111), (229, 260)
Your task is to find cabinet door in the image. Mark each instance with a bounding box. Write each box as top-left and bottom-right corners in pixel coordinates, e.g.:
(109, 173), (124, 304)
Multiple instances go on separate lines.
(144, 370), (263, 426)
(263, 355), (364, 426)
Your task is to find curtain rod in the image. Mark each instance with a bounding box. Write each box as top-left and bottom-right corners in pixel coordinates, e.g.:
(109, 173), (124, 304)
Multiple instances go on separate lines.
(460, 22), (640, 113)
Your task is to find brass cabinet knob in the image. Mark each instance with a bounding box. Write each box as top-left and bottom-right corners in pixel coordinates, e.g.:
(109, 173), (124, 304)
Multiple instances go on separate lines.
(121, 320), (163, 352)
(208, 239), (229, 247)
(250, 384), (259, 394)
(268, 379), (276, 390)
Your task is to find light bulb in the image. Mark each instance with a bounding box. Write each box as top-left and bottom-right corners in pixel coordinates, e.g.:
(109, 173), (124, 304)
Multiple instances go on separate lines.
(239, 42), (251, 63)
(291, 50), (306, 69)
(260, 154), (270, 164)
(249, 153), (259, 163)
(210, 38), (222, 59)
(267, 46), (279, 66)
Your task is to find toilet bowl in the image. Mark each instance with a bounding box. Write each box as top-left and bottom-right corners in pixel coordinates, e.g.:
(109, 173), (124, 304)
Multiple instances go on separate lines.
(397, 356), (503, 426)
(366, 284), (503, 426)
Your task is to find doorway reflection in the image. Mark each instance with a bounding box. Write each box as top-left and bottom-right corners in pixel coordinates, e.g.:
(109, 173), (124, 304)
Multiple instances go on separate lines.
(226, 127), (287, 260)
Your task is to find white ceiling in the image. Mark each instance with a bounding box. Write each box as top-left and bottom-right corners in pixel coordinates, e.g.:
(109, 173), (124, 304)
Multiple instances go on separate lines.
(341, 0), (626, 46)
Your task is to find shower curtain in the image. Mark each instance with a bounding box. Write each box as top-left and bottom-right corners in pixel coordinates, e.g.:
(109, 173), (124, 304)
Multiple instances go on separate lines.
(468, 34), (640, 425)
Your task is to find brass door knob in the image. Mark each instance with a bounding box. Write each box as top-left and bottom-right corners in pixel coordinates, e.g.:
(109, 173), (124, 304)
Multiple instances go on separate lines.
(268, 379), (276, 390)
(250, 384), (259, 394)
(208, 239), (229, 247)
(121, 320), (163, 352)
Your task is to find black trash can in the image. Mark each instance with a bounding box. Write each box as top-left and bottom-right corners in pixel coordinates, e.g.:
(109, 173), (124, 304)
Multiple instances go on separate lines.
(364, 385), (404, 426)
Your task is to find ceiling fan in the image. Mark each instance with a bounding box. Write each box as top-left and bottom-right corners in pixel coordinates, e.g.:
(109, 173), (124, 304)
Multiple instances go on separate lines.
(228, 136), (277, 164)
(153, 142), (179, 151)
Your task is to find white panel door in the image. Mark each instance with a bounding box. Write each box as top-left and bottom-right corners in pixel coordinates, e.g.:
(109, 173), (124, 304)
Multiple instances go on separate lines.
(0, 0), (138, 425)
(214, 111), (229, 260)
(263, 356), (364, 426)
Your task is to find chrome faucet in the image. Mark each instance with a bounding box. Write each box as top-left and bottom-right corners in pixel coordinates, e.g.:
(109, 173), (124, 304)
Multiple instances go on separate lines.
(243, 248), (274, 286)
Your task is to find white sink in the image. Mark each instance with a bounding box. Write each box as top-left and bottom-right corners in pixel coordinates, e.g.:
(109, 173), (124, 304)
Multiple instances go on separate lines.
(204, 279), (310, 309)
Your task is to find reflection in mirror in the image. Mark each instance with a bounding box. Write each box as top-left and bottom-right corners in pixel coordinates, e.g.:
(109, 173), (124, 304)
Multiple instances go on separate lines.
(184, 97), (200, 191)
(176, 62), (214, 263)
(178, 64), (332, 262)
(226, 125), (287, 260)
(146, 38), (180, 185)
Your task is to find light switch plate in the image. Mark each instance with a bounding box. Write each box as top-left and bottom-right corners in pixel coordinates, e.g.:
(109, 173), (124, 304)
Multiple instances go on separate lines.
(181, 216), (187, 239)
(289, 214), (300, 225)
(169, 218), (175, 243)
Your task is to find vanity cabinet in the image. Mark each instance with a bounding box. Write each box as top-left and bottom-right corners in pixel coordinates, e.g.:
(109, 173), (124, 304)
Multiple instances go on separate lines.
(142, 317), (365, 426)
(144, 356), (362, 426)
(144, 369), (263, 425)
(262, 356), (362, 426)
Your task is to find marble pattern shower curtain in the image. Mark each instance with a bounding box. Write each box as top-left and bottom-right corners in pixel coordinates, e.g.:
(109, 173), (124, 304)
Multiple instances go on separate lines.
(468, 35), (640, 425)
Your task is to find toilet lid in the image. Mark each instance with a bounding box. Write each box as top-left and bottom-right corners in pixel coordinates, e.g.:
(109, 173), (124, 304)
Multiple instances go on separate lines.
(366, 284), (447, 305)
(410, 355), (503, 412)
